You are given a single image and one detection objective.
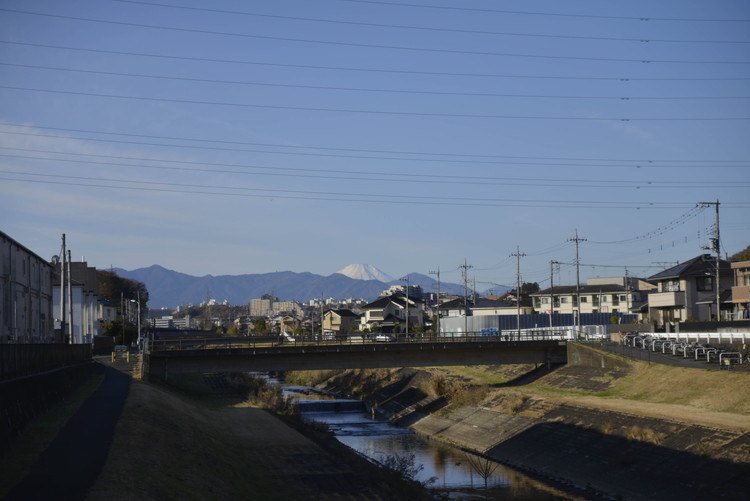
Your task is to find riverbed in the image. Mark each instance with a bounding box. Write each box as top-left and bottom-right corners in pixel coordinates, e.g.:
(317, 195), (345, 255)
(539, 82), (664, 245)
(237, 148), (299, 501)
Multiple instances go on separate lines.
(282, 384), (573, 500)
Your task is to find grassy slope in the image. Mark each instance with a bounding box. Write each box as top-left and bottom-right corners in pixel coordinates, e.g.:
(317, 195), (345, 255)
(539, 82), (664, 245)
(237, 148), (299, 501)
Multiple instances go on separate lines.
(0, 376), (103, 498)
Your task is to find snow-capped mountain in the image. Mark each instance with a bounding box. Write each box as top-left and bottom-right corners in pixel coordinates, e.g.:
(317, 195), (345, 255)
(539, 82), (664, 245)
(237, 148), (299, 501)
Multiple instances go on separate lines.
(335, 264), (395, 282)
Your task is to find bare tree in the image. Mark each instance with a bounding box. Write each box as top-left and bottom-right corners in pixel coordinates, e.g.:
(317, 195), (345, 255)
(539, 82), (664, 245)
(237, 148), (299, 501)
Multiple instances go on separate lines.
(464, 452), (499, 490)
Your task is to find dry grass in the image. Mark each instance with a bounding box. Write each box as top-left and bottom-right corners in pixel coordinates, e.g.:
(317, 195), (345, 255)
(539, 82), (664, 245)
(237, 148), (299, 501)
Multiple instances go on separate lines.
(589, 362), (750, 415)
(89, 381), (295, 501)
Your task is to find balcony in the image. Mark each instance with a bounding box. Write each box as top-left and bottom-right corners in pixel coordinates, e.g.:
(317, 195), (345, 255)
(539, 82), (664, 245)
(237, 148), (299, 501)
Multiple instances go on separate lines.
(731, 285), (750, 304)
(649, 291), (686, 308)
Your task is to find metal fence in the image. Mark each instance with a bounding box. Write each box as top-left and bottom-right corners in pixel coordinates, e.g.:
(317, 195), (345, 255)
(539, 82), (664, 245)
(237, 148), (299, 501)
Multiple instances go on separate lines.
(147, 331), (571, 352)
(0, 344), (92, 381)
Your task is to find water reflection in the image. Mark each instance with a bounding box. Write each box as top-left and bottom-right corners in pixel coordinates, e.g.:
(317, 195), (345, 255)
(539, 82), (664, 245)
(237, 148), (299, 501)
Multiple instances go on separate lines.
(282, 382), (569, 499)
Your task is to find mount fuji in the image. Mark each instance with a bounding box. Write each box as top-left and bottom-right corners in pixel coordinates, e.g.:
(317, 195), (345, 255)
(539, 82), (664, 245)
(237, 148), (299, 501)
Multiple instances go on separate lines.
(335, 264), (395, 282)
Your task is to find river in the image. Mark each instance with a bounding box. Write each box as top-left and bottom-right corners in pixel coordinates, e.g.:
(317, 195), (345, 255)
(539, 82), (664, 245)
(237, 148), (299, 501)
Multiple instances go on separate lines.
(278, 383), (574, 500)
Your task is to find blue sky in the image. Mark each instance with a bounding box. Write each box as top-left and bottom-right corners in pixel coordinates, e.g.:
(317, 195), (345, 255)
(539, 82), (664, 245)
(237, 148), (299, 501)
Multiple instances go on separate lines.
(1, 0), (749, 293)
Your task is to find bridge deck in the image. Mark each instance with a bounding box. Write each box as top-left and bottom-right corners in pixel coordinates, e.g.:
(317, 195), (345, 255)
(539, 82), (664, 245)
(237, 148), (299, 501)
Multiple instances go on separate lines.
(146, 338), (568, 377)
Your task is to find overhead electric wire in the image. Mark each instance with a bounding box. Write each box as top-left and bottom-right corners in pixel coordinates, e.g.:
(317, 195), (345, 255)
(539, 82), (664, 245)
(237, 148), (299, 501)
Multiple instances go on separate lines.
(588, 206), (706, 244)
(2, 8), (749, 65)
(3, 85), (748, 122)
(5, 148), (746, 189)
(1, 124), (747, 166)
(3, 62), (747, 101)
(113, 0), (750, 44)
(1, 172), (712, 209)
(4, 41), (748, 82)
(337, 0), (750, 23)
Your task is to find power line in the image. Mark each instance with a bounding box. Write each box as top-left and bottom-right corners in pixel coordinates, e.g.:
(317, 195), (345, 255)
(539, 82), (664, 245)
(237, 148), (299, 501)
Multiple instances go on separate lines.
(2, 8), (749, 65)
(3, 148), (749, 190)
(1, 123), (748, 165)
(6, 172), (729, 209)
(4, 62), (748, 101)
(588, 206), (707, 244)
(338, 0), (750, 23)
(4, 41), (748, 82)
(113, 0), (750, 44)
(3, 85), (749, 122)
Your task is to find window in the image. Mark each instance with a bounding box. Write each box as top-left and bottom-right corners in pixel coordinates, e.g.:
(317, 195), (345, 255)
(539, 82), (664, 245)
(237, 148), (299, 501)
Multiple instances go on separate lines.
(560, 297), (568, 304)
(602, 296), (608, 303)
(697, 276), (713, 292)
(663, 280), (680, 292)
(580, 297), (588, 303)
(743, 274), (750, 286)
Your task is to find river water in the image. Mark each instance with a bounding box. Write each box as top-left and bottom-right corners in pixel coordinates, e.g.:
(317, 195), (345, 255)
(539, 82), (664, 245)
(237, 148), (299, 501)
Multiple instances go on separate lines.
(280, 384), (571, 500)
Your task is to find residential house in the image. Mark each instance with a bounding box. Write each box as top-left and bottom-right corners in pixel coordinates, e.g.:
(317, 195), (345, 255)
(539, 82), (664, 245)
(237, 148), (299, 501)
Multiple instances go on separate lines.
(647, 254), (732, 327)
(360, 292), (424, 333)
(532, 277), (653, 317)
(730, 260), (750, 319)
(98, 298), (119, 324)
(322, 309), (361, 337)
(0, 231), (54, 343)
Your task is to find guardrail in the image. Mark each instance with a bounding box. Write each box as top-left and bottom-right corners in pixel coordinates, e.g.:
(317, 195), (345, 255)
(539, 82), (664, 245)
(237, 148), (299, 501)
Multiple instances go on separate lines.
(618, 333), (749, 369)
(147, 330), (571, 353)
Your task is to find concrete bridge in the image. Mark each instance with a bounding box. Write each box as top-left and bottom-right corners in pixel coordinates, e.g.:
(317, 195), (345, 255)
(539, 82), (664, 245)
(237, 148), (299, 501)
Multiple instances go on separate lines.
(144, 336), (569, 379)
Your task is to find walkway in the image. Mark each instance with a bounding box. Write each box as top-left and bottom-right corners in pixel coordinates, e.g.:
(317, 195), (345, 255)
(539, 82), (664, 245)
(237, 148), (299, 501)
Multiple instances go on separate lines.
(4, 362), (132, 500)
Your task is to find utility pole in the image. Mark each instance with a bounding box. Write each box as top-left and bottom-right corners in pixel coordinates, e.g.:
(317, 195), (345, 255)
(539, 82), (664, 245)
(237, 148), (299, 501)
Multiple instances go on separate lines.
(699, 200), (721, 322)
(60, 234), (66, 343)
(510, 247), (526, 338)
(459, 259), (473, 336)
(400, 275), (411, 337)
(67, 249), (73, 343)
(549, 260), (559, 328)
(428, 267), (441, 336)
(568, 230), (586, 336)
(625, 267), (631, 316)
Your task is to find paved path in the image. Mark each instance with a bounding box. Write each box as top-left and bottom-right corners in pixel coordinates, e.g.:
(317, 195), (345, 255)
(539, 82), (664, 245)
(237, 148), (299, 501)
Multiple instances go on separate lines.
(4, 363), (131, 501)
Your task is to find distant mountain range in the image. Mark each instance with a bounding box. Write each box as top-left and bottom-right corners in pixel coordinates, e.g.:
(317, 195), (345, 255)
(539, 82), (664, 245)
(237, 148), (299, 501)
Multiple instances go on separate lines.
(113, 264), (490, 308)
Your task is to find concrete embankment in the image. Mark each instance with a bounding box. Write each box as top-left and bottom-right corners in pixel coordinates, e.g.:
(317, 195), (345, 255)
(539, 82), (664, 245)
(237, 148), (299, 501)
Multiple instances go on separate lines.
(322, 345), (750, 501)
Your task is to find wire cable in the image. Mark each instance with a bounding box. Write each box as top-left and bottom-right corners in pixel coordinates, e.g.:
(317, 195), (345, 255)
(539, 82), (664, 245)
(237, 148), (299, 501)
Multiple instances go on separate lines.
(337, 0), (750, 23)
(2, 8), (748, 65)
(3, 171), (718, 209)
(4, 62), (748, 101)
(4, 41), (748, 82)
(3, 85), (749, 121)
(6, 149), (746, 189)
(113, 0), (750, 44)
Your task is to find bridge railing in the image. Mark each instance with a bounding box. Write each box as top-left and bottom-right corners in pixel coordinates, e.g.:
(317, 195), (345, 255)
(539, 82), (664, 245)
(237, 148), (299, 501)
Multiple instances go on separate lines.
(148, 329), (571, 352)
